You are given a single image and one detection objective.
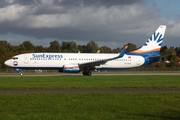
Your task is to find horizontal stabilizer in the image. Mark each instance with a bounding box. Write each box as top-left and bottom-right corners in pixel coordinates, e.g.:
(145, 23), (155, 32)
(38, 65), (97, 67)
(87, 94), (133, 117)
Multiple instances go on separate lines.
(149, 53), (175, 60)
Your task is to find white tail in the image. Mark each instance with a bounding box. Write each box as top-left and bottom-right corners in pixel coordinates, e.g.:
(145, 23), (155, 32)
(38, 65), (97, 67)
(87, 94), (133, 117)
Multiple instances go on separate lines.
(131, 25), (166, 55)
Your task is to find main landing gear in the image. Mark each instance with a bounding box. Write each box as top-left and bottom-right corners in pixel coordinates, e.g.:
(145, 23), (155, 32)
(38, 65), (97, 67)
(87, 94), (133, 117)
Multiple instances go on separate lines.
(83, 70), (92, 76)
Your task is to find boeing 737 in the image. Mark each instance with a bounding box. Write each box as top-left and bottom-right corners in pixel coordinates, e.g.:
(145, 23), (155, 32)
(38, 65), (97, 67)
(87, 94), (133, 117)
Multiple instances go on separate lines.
(4, 25), (166, 76)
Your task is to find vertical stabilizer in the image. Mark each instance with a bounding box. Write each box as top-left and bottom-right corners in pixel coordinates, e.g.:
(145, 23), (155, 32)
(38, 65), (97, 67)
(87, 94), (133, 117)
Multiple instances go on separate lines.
(131, 25), (166, 55)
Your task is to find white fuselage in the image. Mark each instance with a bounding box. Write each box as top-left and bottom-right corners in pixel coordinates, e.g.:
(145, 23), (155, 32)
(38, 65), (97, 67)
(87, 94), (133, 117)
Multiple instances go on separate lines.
(5, 53), (145, 70)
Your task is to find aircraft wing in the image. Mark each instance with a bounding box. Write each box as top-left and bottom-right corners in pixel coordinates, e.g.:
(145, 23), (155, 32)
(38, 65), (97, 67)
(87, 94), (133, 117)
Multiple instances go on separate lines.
(79, 46), (128, 68)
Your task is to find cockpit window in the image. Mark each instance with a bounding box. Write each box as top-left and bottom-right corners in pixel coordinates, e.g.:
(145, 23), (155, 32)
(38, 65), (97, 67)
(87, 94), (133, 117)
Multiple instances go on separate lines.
(12, 57), (18, 60)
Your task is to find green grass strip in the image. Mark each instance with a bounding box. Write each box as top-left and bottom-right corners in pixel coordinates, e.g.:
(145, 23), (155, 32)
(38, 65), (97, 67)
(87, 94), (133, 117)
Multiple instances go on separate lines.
(0, 75), (180, 90)
(0, 93), (180, 120)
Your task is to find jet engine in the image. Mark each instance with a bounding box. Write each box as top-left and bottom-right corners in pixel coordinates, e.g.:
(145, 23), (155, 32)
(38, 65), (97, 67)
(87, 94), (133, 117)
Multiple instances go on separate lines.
(63, 64), (80, 73)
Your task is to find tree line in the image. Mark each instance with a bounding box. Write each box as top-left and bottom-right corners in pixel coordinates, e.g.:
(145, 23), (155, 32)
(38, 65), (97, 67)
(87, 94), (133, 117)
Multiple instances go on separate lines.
(0, 40), (180, 69)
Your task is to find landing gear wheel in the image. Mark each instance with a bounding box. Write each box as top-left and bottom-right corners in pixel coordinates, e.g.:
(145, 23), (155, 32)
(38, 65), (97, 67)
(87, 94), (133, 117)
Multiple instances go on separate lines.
(83, 70), (92, 76)
(20, 73), (23, 76)
(20, 71), (23, 76)
(88, 71), (92, 76)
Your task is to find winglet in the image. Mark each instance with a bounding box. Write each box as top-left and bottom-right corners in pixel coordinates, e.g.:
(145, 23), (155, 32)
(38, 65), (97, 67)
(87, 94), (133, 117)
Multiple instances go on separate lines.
(118, 45), (128, 58)
(96, 49), (100, 53)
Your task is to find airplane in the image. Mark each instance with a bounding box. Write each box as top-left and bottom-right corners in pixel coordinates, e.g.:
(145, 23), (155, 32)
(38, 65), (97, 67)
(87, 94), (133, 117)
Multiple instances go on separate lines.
(4, 25), (166, 76)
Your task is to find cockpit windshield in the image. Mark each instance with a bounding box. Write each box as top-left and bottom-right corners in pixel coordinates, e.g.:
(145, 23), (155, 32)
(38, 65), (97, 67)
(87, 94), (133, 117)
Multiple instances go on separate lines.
(12, 57), (18, 60)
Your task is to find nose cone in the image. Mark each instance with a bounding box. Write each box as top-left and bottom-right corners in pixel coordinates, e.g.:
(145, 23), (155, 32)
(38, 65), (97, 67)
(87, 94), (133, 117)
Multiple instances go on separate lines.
(4, 60), (11, 66)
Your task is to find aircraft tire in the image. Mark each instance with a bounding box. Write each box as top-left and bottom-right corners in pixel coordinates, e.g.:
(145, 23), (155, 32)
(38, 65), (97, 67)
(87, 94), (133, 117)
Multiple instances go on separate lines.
(88, 71), (92, 76)
(83, 70), (92, 76)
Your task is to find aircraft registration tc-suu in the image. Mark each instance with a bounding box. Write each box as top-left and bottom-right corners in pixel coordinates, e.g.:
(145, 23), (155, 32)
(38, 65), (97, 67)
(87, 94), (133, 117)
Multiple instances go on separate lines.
(4, 25), (166, 76)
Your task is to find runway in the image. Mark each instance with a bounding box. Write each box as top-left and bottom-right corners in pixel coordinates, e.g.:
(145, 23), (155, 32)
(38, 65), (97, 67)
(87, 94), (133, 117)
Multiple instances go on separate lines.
(0, 71), (180, 76)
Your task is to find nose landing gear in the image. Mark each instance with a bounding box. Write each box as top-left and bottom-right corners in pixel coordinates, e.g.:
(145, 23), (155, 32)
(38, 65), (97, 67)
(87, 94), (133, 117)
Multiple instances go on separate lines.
(19, 70), (23, 76)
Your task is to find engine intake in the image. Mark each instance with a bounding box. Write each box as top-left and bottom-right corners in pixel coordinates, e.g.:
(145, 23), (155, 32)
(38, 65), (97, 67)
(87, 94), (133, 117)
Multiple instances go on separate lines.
(63, 65), (80, 73)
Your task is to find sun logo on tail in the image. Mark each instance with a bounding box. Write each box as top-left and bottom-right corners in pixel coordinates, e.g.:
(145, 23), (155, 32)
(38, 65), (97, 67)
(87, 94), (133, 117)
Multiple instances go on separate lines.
(144, 32), (163, 48)
(128, 25), (166, 55)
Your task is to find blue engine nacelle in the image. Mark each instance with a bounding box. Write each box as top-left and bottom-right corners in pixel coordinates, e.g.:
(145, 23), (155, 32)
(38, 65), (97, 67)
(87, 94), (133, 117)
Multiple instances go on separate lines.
(63, 65), (80, 73)
(14, 68), (22, 71)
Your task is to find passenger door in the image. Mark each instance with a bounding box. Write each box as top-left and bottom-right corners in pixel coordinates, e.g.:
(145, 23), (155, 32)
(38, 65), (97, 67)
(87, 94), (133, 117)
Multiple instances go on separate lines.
(24, 55), (29, 64)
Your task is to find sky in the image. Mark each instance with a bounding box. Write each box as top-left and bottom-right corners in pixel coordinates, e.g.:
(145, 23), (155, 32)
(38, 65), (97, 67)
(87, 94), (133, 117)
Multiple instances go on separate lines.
(0, 0), (180, 49)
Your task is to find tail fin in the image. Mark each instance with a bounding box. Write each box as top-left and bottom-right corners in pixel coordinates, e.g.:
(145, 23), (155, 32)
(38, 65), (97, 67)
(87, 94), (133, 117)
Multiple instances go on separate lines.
(130, 25), (166, 56)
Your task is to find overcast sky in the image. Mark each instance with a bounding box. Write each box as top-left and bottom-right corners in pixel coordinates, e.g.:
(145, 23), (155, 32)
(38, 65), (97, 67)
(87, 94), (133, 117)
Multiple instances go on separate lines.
(0, 0), (180, 48)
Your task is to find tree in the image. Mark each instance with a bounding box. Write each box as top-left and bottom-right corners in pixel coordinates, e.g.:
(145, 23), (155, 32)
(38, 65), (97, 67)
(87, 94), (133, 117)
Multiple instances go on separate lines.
(100, 46), (112, 53)
(160, 46), (168, 62)
(0, 44), (8, 55)
(126, 43), (137, 52)
(165, 47), (177, 67)
(61, 41), (79, 53)
(86, 40), (99, 53)
(175, 47), (180, 57)
(35, 45), (46, 52)
(0, 40), (11, 55)
(78, 45), (88, 53)
(48, 40), (61, 52)
(0, 40), (12, 68)
(17, 44), (26, 52)
(160, 46), (168, 54)
(112, 47), (121, 53)
(21, 41), (35, 52)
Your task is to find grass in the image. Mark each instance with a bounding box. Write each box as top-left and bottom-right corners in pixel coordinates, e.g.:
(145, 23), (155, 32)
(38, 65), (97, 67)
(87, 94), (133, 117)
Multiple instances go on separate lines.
(0, 93), (180, 120)
(0, 75), (180, 120)
(0, 75), (180, 90)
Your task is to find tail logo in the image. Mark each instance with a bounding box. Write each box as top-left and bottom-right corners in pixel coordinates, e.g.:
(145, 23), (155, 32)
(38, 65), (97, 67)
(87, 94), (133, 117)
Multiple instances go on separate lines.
(128, 25), (166, 55)
(144, 32), (163, 47)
